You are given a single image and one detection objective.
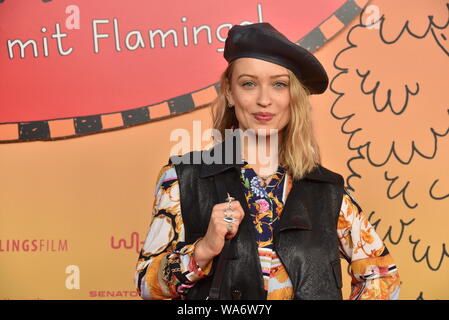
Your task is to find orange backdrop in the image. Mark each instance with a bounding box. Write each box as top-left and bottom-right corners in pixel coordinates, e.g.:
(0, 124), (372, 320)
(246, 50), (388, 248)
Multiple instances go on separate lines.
(0, 0), (448, 300)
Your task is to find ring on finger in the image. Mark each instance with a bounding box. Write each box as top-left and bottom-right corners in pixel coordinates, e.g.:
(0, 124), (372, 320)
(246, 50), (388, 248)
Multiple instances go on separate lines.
(226, 193), (235, 210)
(224, 208), (232, 218)
(223, 216), (236, 224)
(224, 207), (234, 217)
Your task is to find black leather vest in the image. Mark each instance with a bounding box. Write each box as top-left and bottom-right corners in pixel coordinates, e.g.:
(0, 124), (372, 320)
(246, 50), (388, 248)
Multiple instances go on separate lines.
(169, 139), (344, 300)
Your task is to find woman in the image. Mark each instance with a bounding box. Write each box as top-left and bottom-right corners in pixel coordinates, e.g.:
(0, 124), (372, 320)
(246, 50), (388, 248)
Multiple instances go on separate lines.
(135, 23), (400, 300)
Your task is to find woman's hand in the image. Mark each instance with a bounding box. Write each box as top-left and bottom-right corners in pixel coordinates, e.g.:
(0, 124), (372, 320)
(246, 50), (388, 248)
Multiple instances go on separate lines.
(194, 200), (244, 269)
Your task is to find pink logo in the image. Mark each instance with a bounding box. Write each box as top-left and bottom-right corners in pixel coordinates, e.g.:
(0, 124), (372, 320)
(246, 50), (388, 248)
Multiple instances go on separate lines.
(110, 232), (143, 254)
(89, 290), (139, 298)
(0, 239), (68, 252)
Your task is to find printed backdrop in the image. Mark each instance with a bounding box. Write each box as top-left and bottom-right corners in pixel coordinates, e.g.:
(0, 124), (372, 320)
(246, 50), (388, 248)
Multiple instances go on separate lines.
(0, 0), (448, 299)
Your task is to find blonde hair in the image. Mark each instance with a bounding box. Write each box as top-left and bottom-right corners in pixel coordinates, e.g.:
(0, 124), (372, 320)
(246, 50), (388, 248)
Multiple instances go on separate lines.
(210, 61), (321, 180)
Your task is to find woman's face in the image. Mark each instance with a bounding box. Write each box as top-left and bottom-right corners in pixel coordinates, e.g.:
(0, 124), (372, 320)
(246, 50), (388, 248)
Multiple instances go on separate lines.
(226, 57), (291, 136)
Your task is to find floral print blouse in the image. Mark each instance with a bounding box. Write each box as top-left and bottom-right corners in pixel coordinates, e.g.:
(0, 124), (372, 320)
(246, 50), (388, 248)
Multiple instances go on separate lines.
(135, 162), (400, 300)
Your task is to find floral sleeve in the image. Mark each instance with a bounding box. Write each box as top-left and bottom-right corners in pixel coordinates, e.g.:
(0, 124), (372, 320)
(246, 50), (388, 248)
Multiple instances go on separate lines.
(337, 189), (401, 300)
(134, 164), (212, 300)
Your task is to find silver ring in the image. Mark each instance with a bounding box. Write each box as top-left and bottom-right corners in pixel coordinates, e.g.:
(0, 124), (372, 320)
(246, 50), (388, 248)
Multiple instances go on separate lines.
(223, 209), (234, 217)
(226, 193), (235, 210)
(223, 216), (236, 224)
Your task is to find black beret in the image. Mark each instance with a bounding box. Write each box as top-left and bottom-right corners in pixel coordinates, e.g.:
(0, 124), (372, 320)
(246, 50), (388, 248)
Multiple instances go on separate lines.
(224, 22), (329, 95)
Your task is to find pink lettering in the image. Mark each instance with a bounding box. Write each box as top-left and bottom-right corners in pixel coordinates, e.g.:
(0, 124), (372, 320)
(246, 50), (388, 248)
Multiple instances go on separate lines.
(12, 240), (19, 251)
(59, 240), (68, 251)
(23, 240), (29, 251)
(31, 239), (38, 251)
